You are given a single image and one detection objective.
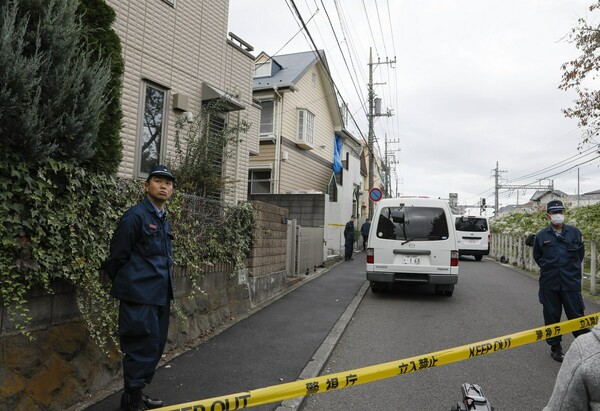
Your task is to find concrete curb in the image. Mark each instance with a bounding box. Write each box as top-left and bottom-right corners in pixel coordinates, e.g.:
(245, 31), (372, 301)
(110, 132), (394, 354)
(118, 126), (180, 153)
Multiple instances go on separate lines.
(275, 280), (370, 411)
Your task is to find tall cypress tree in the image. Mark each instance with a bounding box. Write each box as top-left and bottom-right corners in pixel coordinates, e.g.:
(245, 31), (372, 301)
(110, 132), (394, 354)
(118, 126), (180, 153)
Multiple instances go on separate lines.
(0, 0), (111, 167)
(78, 0), (124, 174)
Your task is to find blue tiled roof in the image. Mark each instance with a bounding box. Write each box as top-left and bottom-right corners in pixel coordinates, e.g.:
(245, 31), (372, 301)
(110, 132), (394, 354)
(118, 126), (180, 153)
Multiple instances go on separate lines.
(253, 50), (323, 90)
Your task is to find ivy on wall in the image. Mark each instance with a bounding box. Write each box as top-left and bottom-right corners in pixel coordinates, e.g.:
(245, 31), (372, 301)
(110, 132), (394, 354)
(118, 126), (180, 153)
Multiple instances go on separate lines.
(1, 157), (256, 350)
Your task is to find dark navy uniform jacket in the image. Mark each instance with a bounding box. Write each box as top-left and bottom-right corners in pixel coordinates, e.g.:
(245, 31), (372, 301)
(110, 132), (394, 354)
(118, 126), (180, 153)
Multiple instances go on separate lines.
(532, 224), (584, 291)
(103, 197), (174, 305)
(344, 221), (355, 242)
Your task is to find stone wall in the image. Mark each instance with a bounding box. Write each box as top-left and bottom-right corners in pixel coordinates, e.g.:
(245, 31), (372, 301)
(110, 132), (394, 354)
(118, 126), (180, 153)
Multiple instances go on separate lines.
(0, 266), (250, 410)
(0, 201), (290, 410)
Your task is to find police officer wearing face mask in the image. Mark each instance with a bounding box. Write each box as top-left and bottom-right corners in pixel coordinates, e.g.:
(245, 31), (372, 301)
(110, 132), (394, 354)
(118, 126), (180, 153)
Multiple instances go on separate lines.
(533, 200), (590, 363)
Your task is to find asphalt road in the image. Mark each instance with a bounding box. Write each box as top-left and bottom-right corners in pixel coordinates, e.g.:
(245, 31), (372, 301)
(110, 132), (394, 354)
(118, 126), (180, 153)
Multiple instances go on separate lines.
(301, 257), (600, 411)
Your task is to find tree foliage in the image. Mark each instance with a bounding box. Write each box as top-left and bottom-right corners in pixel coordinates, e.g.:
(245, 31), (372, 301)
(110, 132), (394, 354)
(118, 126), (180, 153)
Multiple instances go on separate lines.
(0, 0), (111, 166)
(491, 203), (600, 241)
(560, 1), (600, 144)
(168, 100), (250, 198)
(78, 0), (124, 174)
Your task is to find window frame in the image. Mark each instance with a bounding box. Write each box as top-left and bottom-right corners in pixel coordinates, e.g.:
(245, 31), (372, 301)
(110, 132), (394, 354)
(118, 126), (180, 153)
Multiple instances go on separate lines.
(296, 108), (315, 148)
(136, 80), (169, 179)
(248, 168), (273, 194)
(259, 100), (275, 136)
(254, 61), (271, 78)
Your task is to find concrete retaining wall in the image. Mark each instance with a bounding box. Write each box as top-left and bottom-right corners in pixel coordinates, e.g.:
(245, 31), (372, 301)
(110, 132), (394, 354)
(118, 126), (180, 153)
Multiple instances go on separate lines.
(0, 201), (289, 410)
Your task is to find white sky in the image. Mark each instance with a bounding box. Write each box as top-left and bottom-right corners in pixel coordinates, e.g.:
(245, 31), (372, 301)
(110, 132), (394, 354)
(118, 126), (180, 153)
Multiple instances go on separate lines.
(228, 0), (598, 214)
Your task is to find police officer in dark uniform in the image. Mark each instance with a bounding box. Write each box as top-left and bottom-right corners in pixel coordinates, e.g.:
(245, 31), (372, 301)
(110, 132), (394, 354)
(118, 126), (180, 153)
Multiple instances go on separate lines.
(533, 200), (589, 362)
(102, 165), (175, 410)
(344, 215), (356, 261)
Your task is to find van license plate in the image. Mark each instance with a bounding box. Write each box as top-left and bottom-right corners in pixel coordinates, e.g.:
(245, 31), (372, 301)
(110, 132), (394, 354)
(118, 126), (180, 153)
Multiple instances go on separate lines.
(402, 256), (421, 265)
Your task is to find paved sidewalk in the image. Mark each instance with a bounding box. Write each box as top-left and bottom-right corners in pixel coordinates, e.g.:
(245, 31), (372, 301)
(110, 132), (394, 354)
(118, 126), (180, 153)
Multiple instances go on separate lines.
(80, 255), (369, 411)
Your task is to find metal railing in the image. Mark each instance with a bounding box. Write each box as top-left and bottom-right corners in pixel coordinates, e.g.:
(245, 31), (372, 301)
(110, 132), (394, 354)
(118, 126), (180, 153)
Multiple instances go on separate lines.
(490, 233), (598, 295)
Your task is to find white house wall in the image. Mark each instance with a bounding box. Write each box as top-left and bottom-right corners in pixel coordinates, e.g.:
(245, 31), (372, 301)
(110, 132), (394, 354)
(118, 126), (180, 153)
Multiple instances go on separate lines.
(325, 143), (363, 257)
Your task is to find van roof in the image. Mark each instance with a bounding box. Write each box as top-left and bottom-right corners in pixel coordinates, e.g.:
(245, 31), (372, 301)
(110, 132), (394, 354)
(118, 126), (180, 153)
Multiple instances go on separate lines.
(376, 197), (450, 207)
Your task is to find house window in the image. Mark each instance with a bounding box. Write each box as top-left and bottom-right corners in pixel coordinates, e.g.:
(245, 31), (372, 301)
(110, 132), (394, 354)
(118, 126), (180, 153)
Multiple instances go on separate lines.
(297, 109), (315, 145)
(204, 104), (227, 200)
(254, 61), (271, 78)
(138, 82), (167, 177)
(327, 173), (338, 202)
(260, 100), (274, 135)
(248, 170), (272, 194)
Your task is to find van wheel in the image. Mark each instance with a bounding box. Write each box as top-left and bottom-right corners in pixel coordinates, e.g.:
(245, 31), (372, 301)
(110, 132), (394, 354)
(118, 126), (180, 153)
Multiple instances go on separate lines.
(475, 255), (483, 261)
(371, 282), (385, 293)
(444, 289), (454, 297)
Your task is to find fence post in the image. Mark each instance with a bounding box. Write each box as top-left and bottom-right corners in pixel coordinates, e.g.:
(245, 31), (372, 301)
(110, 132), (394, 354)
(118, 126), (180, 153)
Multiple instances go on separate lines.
(591, 241), (597, 296)
(528, 241), (534, 272)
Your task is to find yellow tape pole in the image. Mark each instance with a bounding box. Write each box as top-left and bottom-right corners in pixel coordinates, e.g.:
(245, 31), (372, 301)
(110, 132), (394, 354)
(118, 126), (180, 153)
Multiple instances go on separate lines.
(156, 313), (599, 411)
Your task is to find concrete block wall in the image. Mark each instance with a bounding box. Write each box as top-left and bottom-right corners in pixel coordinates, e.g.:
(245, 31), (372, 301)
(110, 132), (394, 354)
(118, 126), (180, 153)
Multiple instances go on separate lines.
(249, 193), (327, 228)
(245, 201), (289, 305)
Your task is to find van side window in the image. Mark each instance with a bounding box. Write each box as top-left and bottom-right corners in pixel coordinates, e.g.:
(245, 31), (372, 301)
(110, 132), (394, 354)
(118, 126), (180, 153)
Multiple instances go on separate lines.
(376, 206), (449, 241)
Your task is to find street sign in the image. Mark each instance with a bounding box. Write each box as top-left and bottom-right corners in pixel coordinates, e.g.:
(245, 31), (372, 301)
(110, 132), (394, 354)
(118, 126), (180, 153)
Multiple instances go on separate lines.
(369, 187), (383, 202)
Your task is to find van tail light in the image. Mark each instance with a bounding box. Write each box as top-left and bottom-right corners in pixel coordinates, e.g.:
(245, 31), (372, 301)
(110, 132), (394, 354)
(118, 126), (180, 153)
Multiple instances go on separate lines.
(366, 248), (374, 264)
(488, 233), (492, 246)
(451, 250), (459, 267)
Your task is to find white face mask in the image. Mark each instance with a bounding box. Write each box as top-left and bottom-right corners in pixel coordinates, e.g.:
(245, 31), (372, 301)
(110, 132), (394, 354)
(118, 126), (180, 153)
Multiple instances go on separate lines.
(550, 214), (564, 225)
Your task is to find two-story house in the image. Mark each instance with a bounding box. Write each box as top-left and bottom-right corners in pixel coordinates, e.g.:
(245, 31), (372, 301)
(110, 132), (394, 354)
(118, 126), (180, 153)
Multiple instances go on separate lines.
(106, 0), (259, 205)
(248, 50), (364, 257)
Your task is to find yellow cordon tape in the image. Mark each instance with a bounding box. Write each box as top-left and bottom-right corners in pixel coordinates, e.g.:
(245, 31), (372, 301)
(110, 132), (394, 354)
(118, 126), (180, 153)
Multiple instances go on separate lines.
(156, 313), (599, 411)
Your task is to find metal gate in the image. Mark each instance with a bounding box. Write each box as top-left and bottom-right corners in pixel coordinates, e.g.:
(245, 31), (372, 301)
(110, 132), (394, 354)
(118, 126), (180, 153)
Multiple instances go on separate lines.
(287, 220), (325, 277)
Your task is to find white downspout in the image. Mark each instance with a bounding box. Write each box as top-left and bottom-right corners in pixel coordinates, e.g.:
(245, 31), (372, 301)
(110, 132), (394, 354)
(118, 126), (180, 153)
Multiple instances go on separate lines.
(234, 114), (241, 203)
(273, 86), (283, 194)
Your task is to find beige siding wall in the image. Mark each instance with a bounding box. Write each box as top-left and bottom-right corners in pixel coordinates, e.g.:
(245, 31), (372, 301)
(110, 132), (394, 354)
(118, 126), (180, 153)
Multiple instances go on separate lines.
(106, 0), (258, 205)
(279, 66), (335, 192)
(259, 63), (336, 194)
(279, 143), (331, 193)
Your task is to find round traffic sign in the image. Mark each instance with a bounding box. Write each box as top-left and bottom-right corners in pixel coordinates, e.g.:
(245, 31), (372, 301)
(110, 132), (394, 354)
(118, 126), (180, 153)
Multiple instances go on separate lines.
(369, 187), (383, 202)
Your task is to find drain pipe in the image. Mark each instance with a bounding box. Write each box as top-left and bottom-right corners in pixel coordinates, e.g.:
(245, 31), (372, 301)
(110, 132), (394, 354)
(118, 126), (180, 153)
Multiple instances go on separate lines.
(273, 85), (283, 194)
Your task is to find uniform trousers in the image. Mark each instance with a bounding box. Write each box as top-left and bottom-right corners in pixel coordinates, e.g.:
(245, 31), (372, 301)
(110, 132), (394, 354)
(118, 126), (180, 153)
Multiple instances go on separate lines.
(119, 300), (170, 390)
(539, 288), (588, 348)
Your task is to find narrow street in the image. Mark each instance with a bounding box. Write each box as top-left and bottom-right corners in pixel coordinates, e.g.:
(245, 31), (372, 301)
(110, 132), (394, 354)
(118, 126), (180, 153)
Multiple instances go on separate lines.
(301, 258), (600, 410)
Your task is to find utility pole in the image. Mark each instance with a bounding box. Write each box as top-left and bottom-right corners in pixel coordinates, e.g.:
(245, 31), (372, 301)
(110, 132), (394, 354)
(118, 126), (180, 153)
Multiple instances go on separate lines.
(493, 161), (553, 216)
(383, 134), (400, 198)
(368, 47), (396, 219)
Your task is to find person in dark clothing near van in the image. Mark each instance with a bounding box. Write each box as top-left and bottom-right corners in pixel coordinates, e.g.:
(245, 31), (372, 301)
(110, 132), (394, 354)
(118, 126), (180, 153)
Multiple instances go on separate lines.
(102, 165), (175, 411)
(360, 219), (371, 251)
(533, 200), (589, 363)
(344, 215), (356, 261)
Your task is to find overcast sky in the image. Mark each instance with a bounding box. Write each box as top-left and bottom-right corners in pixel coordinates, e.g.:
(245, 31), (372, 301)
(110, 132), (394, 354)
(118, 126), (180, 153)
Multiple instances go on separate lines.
(228, 0), (598, 214)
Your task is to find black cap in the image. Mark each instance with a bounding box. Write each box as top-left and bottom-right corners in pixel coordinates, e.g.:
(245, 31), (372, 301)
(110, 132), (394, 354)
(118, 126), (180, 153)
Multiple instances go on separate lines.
(147, 164), (175, 181)
(546, 200), (565, 213)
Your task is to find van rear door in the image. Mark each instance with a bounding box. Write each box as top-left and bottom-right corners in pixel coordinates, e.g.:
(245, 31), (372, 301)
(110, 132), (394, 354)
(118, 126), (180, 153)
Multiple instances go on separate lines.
(370, 205), (453, 274)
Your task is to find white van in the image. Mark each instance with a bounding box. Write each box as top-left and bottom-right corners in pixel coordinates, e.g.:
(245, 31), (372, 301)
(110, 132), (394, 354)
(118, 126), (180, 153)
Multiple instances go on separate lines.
(366, 197), (459, 296)
(454, 215), (490, 261)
